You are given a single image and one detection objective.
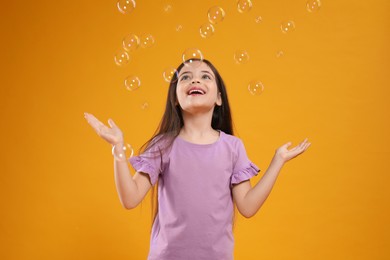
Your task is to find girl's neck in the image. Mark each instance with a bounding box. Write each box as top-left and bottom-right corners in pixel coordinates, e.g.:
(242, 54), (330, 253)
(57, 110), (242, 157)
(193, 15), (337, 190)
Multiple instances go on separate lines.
(179, 110), (219, 142)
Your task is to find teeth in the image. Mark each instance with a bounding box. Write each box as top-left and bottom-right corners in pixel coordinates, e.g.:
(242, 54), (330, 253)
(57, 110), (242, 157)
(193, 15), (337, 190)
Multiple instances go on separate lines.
(189, 89), (205, 95)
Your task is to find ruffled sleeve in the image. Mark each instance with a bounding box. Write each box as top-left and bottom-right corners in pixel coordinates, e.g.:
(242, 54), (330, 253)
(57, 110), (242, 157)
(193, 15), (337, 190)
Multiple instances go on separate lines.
(230, 161), (260, 188)
(230, 138), (261, 188)
(129, 156), (160, 186)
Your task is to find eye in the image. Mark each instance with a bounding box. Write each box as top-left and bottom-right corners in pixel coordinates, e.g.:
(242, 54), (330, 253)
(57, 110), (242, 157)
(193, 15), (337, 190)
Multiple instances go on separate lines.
(180, 75), (190, 81)
(202, 74), (211, 79)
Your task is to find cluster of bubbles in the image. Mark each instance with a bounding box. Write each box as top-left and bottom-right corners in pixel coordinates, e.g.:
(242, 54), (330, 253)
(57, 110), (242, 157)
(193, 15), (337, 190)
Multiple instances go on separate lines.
(198, 6), (225, 39)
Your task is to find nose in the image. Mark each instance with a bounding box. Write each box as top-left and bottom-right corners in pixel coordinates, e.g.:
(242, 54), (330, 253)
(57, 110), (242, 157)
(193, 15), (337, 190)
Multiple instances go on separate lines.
(192, 79), (200, 84)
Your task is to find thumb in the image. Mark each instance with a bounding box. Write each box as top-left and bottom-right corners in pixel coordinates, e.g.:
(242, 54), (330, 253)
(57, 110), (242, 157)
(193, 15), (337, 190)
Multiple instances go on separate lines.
(284, 141), (292, 148)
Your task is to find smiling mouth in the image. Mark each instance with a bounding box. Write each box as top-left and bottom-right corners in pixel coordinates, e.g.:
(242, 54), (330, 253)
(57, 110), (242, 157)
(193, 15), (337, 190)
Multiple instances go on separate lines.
(188, 89), (206, 95)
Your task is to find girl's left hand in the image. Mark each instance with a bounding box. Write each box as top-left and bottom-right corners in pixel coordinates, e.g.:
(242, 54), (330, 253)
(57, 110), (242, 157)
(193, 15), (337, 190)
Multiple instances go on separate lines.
(275, 138), (311, 164)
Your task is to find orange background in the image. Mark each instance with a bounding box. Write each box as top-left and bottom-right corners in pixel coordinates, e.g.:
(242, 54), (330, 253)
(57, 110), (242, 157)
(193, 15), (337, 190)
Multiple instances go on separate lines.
(1, 0), (389, 259)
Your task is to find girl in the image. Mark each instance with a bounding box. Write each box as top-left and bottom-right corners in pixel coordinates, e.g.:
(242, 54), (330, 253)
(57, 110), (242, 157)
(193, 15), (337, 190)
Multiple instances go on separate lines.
(84, 59), (310, 260)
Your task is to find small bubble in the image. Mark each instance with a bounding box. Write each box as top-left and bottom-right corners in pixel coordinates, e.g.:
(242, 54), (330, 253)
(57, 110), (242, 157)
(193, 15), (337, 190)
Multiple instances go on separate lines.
(234, 50), (249, 64)
(163, 67), (178, 83)
(281, 21), (295, 34)
(199, 23), (215, 38)
(255, 16), (263, 23)
(124, 75), (141, 91)
(117, 0), (136, 14)
(276, 50), (284, 58)
(140, 34), (155, 48)
(208, 6), (226, 24)
(176, 24), (183, 32)
(122, 34), (139, 52)
(182, 48), (204, 67)
(248, 80), (264, 95)
(237, 0), (252, 13)
(112, 143), (134, 161)
(114, 50), (130, 66)
(141, 102), (149, 110)
(163, 4), (172, 13)
(306, 0), (321, 12)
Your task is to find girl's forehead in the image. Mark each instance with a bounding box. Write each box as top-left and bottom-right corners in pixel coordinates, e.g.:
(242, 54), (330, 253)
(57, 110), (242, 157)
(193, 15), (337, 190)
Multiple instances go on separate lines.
(179, 62), (214, 75)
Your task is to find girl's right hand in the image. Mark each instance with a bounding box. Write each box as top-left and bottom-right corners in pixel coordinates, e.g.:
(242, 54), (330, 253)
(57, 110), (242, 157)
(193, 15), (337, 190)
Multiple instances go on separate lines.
(84, 112), (124, 146)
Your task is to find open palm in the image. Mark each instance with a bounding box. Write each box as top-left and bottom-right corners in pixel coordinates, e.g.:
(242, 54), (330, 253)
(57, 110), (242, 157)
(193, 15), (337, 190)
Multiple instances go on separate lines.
(84, 112), (124, 146)
(275, 138), (311, 163)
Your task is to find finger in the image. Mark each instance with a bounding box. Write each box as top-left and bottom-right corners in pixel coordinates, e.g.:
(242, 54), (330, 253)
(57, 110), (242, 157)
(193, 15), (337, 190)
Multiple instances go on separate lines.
(108, 118), (117, 128)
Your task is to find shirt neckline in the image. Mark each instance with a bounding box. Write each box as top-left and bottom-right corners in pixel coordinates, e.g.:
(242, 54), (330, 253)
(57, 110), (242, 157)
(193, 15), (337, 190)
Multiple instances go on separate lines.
(176, 130), (224, 148)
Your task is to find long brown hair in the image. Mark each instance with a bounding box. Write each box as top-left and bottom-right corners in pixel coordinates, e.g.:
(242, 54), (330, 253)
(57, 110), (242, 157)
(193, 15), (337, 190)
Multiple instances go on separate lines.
(138, 59), (238, 233)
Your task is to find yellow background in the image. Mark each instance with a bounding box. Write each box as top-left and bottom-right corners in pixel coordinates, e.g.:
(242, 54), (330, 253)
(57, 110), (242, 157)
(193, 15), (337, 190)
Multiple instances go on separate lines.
(1, 0), (389, 259)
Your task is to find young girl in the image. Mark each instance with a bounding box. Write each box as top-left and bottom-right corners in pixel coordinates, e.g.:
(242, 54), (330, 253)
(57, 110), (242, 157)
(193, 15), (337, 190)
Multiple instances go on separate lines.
(84, 59), (310, 260)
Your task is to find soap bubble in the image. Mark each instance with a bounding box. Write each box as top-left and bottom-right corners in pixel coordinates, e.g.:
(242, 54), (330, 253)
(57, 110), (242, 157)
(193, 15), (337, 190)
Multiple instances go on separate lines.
(234, 50), (249, 64)
(207, 6), (225, 24)
(176, 24), (183, 32)
(306, 0), (321, 12)
(276, 50), (284, 58)
(124, 75), (141, 91)
(237, 0), (252, 13)
(163, 67), (178, 83)
(141, 102), (149, 110)
(114, 50), (130, 66)
(163, 4), (172, 13)
(281, 20), (295, 34)
(122, 34), (139, 52)
(182, 48), (204, 67)
(117, 0), (136, 14)
(248, 80), (264, 95)
(112, 142), (134, 161)
(140, 34), (155, 48)
(200, 23), (215, 38)
(255, 16), (263, 23)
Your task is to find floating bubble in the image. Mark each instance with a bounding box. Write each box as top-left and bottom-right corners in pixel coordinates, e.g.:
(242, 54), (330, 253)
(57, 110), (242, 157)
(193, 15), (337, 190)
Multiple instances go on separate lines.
(140, 34), (155, 48)
(281, 20), (295, 34)
(199, 23), (215, 38)
(248, 80), (264, 95)
(255, 16), (263, 23)
(141, 102), (149, 110)
(176, 24), (183, 32)
(306, 0), (321, 12)
(117, 0), (136, 14)
(114, 50), (130, 66)
(276, 50), (284, 58)
(237, 0), (252, 13)
(163, 67), (178, 83)
(124, 75), (141, 91)
(234, 50), (249, 64)
(163, 4), (173, 13)
(182, 48), (204, 66)
(207, 6), (225, 24)
(112, 142), (134, 161)
(122, 34), (139, 52)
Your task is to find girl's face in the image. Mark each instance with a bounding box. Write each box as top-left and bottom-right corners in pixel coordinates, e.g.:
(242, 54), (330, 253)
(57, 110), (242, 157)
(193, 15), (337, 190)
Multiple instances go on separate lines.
(176, 61), (222, 114)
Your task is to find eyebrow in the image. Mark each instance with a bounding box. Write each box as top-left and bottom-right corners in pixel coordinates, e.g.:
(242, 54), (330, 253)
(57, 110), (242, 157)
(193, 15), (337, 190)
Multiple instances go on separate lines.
(178, 70), (214, 78)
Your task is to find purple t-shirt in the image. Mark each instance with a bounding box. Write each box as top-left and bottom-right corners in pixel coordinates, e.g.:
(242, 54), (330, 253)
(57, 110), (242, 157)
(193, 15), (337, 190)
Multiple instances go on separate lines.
(129, 130), (260, 260)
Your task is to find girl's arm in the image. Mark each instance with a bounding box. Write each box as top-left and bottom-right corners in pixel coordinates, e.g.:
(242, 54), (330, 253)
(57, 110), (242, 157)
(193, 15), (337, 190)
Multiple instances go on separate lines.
(233, 138), (310, 218)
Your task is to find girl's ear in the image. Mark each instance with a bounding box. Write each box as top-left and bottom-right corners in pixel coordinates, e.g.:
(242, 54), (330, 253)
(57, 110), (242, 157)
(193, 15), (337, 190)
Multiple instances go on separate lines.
(216, 92), (222, 106)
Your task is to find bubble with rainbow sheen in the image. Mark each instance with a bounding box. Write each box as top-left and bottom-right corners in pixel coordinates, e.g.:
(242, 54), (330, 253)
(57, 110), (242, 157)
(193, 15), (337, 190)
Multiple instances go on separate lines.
(306, 0), (321, 12)
(117, 0), (136, 14)
(182, 48), (204, 67)
(112, 143), (134, 161)
(122, 34), (139, 52)
(248, 80), (264, 95)
(237, 0), (252, 13)
(200, 23), (215, 38)
(114, 50), (130, 66)
(234, 50), (249, 64)
(281, 20), (295, 34)
(207, 6), (225, 24)
(124, 75), (141, 91)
